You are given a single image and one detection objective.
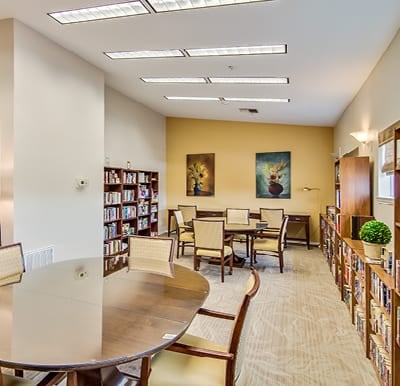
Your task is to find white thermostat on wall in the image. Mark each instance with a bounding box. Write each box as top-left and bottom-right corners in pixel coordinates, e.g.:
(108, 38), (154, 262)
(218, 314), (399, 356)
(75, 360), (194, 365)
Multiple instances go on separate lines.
(76, 177), (89, 189)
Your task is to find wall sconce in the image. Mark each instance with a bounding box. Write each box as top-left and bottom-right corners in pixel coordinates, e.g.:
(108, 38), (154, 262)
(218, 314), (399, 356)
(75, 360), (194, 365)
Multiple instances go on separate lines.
(350, 131), (369, 144)
(303, 187), (320, 191)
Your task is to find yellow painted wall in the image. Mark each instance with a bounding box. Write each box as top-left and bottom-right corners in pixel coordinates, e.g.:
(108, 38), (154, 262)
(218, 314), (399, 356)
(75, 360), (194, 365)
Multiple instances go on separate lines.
(166, 118), (334, 244)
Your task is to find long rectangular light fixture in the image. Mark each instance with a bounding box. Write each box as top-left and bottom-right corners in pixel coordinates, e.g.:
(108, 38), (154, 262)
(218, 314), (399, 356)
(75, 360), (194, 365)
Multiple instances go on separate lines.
(164, 96), (220, 101)
(186, 44), (287, 57)
(141, 77), (207, 83)
(48, 1), (149, 24)
(209, 77), (288, 84)
(148, 0), (272, 12)
(223, 97), (290, 102)
(105, 50), (184, 59)
(165, 96), (290, 102)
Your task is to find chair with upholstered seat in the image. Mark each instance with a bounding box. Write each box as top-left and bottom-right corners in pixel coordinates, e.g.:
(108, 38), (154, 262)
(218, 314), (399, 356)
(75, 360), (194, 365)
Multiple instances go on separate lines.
(226, 208), (250, 257)
(174, 210), (194, 259)
(128, 235), (175, 276)
(192, 219), (233, 283)
(251, 215), (289, 273)
(145, 268), (260, 386)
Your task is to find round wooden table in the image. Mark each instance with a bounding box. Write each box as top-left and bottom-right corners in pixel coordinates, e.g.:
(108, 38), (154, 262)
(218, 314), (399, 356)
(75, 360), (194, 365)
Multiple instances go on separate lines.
(0, 258), (209, 385)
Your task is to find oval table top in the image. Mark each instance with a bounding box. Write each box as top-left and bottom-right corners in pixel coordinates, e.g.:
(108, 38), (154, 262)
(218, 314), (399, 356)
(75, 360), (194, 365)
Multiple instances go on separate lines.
(0, 258), (209, 372)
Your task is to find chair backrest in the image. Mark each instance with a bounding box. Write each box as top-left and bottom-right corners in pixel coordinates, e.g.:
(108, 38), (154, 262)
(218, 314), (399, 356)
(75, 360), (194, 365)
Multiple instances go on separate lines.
(0, 243), (25, 281)
(128, 235), (175, 262)
(128, 236), (175, 276)
(192, 219), (224, 251)
(177, 205), (197, 223)
(227, 268), (260, 384)
(260, 208), (284, 229)
(226, 208), (250, 225)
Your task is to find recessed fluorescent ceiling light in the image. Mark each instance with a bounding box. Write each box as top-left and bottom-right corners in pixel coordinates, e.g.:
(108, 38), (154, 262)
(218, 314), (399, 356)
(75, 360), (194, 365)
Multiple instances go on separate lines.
(141, 77), (207, 83)
(48, 1), (149, 24)
(148, 0), (271, 12)
(106, 50), (184, 59)
(165, 96), (220, 101)
(209, 77), (288, 84)
(224, 97), (290, 102)
(186, 44), (286, 57)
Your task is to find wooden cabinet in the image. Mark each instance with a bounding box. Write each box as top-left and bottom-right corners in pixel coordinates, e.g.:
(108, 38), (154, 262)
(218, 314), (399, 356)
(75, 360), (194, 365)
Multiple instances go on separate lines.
(103, 166), (159, 276)
(335, 156), (371, 237)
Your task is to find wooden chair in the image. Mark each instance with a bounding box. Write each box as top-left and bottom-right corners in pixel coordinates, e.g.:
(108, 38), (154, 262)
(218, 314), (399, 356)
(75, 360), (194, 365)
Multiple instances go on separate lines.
(259, 208), (284, 238)
(146, 268), (260, 386)
(0, 368), (66, 386)
(174, 210), (194, 259)
(226, 208), (250, 257)
(177, 204), (197, 224)
(192, 219), (233, 282)
(251, 215), (289, 273)
(0, 243), (25, 284)
(128, 235), (175, 276)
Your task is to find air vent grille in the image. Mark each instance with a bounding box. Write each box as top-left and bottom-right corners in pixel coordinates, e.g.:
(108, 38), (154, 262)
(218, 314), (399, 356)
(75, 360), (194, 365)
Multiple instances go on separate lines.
(239, 108), (258, 114)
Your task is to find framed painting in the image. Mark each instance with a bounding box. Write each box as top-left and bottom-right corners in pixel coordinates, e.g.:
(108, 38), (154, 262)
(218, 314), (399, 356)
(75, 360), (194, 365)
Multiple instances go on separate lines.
(186, 153), (215, 196)
(256, 151), (291, 198)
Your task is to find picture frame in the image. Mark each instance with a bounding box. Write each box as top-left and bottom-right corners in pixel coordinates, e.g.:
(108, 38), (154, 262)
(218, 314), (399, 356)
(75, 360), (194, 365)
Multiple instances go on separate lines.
(256, 151), (291, 198)
(186, 153), (215, 196)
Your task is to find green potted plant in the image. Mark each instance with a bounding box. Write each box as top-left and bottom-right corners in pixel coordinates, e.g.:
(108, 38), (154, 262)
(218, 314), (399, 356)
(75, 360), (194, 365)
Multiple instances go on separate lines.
(359, 220), (392, 262)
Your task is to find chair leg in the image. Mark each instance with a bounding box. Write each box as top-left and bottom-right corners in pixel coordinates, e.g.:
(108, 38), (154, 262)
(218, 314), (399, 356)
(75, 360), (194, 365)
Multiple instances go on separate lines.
(140, 356), (151, 386)
(176, 241), (180, 260)
(279, 251), (284, 273)
(221, 258), (225, 283)
(182, 243), (185, 257)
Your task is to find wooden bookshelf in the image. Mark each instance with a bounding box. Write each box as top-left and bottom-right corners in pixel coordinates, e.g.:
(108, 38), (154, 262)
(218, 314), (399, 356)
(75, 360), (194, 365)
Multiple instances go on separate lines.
(103, 166), (159, 276)
(319, 151), (400, 385)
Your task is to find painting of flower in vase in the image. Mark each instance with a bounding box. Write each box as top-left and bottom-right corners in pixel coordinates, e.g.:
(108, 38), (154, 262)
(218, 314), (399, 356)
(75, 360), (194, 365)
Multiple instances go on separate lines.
(256, 152), (291, 198)
(186, 153), (215, 196)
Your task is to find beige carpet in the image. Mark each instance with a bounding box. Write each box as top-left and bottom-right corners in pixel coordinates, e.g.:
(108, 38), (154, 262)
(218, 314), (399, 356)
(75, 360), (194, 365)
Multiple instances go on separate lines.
(175, 242), (379, 386)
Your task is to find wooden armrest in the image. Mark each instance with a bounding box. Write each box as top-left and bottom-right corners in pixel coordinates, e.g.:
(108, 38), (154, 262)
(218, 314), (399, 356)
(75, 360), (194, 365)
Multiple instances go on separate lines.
(198, 307), (235, 320)
(167, 342), (234, 361)
(37, 372), (66, 386)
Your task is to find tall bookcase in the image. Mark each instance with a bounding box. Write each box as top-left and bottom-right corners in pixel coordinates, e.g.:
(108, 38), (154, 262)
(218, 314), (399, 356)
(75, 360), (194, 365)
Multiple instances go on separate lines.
(103, 166), (159, 276)
(320, 152), (400, 385)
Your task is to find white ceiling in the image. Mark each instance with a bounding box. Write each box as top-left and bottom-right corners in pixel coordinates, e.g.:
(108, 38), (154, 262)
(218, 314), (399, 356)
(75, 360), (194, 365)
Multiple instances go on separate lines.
(1, 0), (400, 127)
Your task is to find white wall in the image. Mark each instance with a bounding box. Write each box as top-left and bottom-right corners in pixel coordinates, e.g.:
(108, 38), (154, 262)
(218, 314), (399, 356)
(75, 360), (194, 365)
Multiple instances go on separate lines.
(334, 28), (400, 233)
(0, 19), (15, 245)
(104, 87), (167, 233)
(9, 20), (105, 260)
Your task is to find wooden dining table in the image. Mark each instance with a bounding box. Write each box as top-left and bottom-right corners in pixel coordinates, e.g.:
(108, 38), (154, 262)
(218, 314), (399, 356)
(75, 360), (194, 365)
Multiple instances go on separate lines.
(0, 257), (209, 385)
(196, 217), (269, 267)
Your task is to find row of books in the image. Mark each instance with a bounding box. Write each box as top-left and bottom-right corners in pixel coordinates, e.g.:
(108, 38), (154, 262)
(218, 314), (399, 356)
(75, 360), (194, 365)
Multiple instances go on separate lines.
(354, 305), (367, 345)
(104, 239), (122, 256)
(104, 207), (120, 222)
(370, 299), (392, 354)
(122, 205), (136, 220)
(354, 277), (365, 307)
(139, 185), (150, 199)
(122, 189), (135, 202)
(371, 271), (392, 315)
(104, 222), (119, 240)
(104, 170), (121, 184)
(123, 171), (137, 184)
(104, 191), (121, 205)
(369, 334), (391, 386)
(138, 172), (151, 183)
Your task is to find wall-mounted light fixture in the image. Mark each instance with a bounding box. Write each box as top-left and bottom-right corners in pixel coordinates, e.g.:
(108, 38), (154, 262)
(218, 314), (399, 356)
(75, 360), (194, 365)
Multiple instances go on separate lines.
(303, 187), (320, 191)
(350, 131), (369, 144)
